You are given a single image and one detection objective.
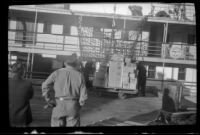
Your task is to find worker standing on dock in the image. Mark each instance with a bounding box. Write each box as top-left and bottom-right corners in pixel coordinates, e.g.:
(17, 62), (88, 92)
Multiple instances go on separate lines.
(136, 61), (147, 97)
(83, 59), (96, 89)
(42, 53), (88, 127)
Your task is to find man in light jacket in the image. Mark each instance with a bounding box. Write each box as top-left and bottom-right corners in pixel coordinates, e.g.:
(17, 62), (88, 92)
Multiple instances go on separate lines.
(42, 53), (88, 127)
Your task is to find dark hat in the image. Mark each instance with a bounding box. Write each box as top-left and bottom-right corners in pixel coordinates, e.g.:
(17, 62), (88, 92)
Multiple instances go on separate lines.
(57, 53), (78, 63)
(65, 53), (78, 64)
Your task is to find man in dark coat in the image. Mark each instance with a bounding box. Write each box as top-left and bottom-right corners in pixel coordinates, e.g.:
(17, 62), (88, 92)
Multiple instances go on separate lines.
(9, 62), (34, 127)
(136, 61), (147, 97)
(42, 53), (88, 127)
(83, 60), (96, 89)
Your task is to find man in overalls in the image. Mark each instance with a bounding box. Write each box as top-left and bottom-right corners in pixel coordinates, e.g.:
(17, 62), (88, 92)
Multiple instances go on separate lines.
(42, 53), (88, 127)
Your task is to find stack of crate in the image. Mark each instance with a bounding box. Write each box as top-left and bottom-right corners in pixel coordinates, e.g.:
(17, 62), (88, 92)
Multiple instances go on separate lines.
(122, 58), (137, 90)
(93, 54), (138, 90)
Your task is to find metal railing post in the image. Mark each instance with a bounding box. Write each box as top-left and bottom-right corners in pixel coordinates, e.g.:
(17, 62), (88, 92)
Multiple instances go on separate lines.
(161, 22), (168, 92)
(178, 82), (183, 109)
(8, 51), (11, 66)
(63, 33), (65, 51)
(26, 52), (30, 79)
(30, 9), (38, 79)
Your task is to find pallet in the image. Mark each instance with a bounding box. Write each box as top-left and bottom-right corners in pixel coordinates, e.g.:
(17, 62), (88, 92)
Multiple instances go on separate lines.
(93, 87), (138, 99)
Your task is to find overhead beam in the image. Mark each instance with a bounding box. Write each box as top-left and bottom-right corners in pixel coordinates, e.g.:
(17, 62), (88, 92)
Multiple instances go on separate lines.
(9, 6), (196, 25)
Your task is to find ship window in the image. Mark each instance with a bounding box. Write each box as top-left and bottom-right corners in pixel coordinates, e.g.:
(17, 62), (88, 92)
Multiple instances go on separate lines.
(70, 26), (78, 36)
(187, 34), (195, 45)
(63, 25), (70, 35)
(167, 33), (170, 43)
(148, 65), (156, 78)
(16, 20), (24, 30)
(44, 22), (51, 34)
(51, 24), (63, 34)
(103, 28), (112, 38)
(178, 67), (185, 80)
(25, 22), (35, 43)
(15, 20), (24, 44)
(37, 23), (44, 33)
(114, 30), (121, 39)
(129, 31), (137, 41)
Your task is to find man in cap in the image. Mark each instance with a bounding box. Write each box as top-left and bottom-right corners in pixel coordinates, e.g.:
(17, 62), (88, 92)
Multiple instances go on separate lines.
(9, 62), (34, 127)
(42, 53), (88, 127)
(136, 61), (147, 97)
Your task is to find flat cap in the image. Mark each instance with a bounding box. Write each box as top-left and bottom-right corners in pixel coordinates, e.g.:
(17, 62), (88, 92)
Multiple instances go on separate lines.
(56, 53), (78, 63)
(65, 53), (78, 64)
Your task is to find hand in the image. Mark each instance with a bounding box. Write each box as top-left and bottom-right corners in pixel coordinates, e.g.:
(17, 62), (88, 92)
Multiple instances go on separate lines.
(42, 92), (49, 101)
(44, 104), (52, 109)
(79, 100), (85, 106)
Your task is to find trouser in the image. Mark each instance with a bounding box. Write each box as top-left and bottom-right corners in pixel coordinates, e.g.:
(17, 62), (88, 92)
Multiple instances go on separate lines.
(51, 99), (81, 127)
(137, 78), (146, 96)
(51, 115), (80, 127)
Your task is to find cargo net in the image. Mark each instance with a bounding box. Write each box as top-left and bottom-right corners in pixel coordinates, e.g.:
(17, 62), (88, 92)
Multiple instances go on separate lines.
(78, 26), (104, 60)
(78, 16), (148, 61)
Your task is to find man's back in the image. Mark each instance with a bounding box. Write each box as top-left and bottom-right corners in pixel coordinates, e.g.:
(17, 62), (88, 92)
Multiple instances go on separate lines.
(42, 53), (88, 127)
(43, 66), (86, 99)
